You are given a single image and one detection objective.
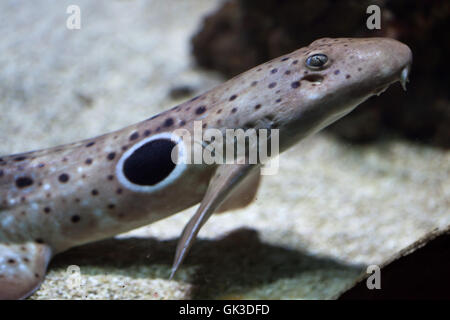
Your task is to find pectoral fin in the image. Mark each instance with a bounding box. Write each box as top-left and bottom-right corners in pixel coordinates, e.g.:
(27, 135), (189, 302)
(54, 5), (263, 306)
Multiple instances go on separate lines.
(170, 163), (260, 278)
(0, 242), (52, 299)
(216, 166), (261, 213)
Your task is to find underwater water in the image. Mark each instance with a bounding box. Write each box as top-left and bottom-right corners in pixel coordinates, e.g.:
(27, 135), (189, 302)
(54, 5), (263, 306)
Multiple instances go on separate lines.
(0, 0), (448, 300)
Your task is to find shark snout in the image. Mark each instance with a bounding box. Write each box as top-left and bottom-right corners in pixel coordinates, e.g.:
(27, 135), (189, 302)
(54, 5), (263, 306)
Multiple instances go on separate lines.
(347, 38), (413, 96)
(375, 38), (413, 91)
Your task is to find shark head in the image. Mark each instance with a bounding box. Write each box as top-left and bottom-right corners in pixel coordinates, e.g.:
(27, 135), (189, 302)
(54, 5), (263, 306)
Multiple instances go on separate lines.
(246, 37), (413, 150)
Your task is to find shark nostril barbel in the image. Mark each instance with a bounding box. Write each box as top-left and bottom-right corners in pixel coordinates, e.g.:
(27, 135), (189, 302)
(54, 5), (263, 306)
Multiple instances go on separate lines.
(400, 66), (410, 91)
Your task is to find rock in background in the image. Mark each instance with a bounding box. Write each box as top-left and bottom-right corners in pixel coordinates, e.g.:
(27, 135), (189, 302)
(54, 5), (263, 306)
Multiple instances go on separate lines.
(192, 0), (450, 147)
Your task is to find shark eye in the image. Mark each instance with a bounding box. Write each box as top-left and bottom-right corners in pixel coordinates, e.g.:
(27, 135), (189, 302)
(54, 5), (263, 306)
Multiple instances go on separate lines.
(305, 54), (328, 70)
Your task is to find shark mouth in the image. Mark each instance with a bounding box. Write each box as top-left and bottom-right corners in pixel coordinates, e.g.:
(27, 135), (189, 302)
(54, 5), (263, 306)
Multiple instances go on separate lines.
(373, 65), (411, 96)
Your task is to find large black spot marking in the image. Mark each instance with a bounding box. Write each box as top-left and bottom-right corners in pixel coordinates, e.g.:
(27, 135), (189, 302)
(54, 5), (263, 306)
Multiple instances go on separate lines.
(129, 132), (140, 141)
(15, 176), (34, 188)
(291, 81), (300, 89)
(123, 139), (177, 186)
(164, 118), (174, 127)
(58, 173), (70, 183)
(195, 105), (206, 115)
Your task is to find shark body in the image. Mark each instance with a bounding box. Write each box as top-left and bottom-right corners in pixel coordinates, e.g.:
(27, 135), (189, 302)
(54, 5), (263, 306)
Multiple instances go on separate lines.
(0, 37), (412, 299)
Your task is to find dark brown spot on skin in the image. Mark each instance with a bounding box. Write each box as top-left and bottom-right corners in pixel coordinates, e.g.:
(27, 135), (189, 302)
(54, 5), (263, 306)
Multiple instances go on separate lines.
(293, 60), (298, 65)
(358, 67), (362, 72)
(216, 119), (222, 125)
(107, 175), (114, 181)
(14, 156), (27, 162)
(15, 176), (34, 188)
(85, 158), (93, 165)
(271, 68), (278, 74)
(7, 259), (15, 264)
(129, 132), (139, 141)
(229, 95), (237, 101)
(257, 68), (262, 72)
(285, 70), (291, 75)
(86, 142), (95, 147)
(217, 109), (222, 114)
(268, 82), (277, 89)
(202, 123), (207, 129)
(91, 189), (99, 196)
(346, 74), (351, 79)
(107, 152), (116, 161)
(196, 105), (207, 115)
(179, 120), (186, 126)
(71, 215), (81, 223)
(62, 157), (68, 162)
(334, 70), (340, 75)
(23, 257), (30, 263)
(35, 273), (39, 278)
(81, 174), (86, 179)
(122, 145), (128, 151)
(44, 207), (51, 214)
(164, 118), (174, 127)
(251, 81), (258, 86)
(231, 108), (237, 114)
(254, 104), (261, 110)
(46, 193), (51, 198)
(291, 81), (300, 89)
(107, 204), (115, 210)
(144, 129), (152, 137)
(276, 98), (282, 103)
(116, 188), (123, 195)
(58, 173), (69, 183)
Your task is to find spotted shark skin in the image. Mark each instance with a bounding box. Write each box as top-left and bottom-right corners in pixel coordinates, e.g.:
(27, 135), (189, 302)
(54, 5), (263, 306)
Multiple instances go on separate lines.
(0, 38), (412, 299)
